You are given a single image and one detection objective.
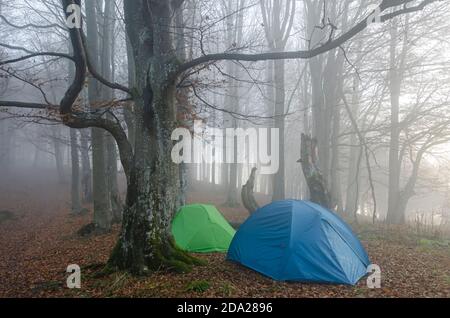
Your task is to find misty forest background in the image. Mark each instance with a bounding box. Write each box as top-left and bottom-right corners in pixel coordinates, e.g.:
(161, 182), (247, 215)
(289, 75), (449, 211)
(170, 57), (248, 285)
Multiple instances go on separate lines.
(0, 0), (450, 297)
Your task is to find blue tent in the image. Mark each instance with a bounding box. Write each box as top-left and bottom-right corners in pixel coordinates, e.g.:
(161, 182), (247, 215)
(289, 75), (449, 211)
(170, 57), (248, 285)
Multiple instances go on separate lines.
(227, 200), (370, 285)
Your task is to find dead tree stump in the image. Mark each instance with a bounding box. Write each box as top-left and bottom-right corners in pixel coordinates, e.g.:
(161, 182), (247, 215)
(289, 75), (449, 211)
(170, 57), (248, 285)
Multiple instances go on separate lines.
(241, 167), (260, 215)
(298, 133), (331, 209)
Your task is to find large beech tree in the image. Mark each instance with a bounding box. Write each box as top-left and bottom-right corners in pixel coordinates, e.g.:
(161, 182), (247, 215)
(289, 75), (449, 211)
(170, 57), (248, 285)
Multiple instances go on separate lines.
(0, 0), (440, 274)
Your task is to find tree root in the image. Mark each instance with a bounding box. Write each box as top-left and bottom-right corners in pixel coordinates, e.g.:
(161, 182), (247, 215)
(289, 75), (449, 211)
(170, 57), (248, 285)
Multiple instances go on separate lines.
(108, 237), (206, 276)
(147, 238), (206, 274)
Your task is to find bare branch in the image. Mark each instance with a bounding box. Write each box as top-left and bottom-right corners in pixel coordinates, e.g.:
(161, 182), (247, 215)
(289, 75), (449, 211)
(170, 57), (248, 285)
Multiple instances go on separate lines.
(64, 111), (133, 176)
(0, 101), (56, 109)
(0, 13), (66, 31)
(0, 51), (75, 66)
(177, 0), (441, 75)
(80, 32), (132, 95)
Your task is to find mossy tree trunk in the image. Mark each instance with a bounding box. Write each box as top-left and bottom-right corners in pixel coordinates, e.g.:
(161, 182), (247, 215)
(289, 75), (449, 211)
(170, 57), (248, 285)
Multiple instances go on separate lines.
(108, 0), (199, 275)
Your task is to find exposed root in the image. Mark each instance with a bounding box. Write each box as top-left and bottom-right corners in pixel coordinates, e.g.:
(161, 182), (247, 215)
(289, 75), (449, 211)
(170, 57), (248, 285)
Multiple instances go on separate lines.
(91, 263), (117, 278)
(108, 237), (205, 276)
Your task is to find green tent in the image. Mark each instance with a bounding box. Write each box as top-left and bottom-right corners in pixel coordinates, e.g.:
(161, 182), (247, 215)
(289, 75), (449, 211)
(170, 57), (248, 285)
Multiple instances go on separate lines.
(171, 204), (236, 253)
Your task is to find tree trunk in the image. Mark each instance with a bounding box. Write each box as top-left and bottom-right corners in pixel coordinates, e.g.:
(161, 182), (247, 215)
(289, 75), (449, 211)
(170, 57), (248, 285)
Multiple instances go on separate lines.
(242, 167), (259, 214)
(223, 0), (245, 207)
(70, 128), (82, 214)
(345, 75), (362, 217)
(175, 2), (189, 206)
(107, 137), (122, 223)
(330, 103), (343, 213)
(108, 0), (200, 275)
(101, 0), (122, 223)
(259, 0), (295, 201)
(306, 1), (338, 189)
(262, 60), (274, 196)
(299, 134), (331, 209)
(124, 35), (136, 148)
(86, 0), (112, 232)
(108, 59), (197, 274)
(271, 56), (286, 201)
(80, 129), (93, 203)
(0, 115), (12, 170)
(226, 128), (239, 206)
(386, 19), (407, 224)
(52, 127), (65, 184)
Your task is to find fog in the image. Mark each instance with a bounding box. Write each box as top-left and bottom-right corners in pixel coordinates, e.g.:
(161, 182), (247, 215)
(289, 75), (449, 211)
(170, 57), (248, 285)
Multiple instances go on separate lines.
(0, 0), (449, 298)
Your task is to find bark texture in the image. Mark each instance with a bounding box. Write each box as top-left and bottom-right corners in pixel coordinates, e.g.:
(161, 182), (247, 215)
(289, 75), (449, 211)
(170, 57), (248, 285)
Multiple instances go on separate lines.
(299, 134), (331, 209)
(241, 167), (260, 214)
(108, 0), (201, 274)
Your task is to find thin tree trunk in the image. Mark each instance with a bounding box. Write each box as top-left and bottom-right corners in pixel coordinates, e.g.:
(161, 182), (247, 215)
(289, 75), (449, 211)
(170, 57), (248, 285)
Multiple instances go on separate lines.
(272, 56), (286, 200)
(102, 0), (122, 223)
(80, 128), (93, 203)
(345, 75), (362, 217)
(259, 0), (295, 201)
(52, 127), (65, 184)
(70, 129), (82, 214)
(223, 0), (245, 207)
(124, 35), (136, 147)
(387, 18), (408, 224)
(86, 0), (112, 232)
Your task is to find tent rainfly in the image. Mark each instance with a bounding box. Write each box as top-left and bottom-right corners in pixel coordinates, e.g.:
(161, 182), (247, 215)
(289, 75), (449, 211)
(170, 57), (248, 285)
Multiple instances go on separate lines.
(227, 200), (371, 285)
(172, 204), (236, 253)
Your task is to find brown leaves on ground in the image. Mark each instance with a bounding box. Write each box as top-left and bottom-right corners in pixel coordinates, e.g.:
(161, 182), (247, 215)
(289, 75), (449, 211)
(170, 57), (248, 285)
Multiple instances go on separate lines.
(0, 172), (449, 298)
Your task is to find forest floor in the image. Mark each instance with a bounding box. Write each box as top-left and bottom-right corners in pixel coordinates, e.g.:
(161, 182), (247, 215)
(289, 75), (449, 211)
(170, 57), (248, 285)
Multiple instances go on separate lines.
(0, 169), (449, 298)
